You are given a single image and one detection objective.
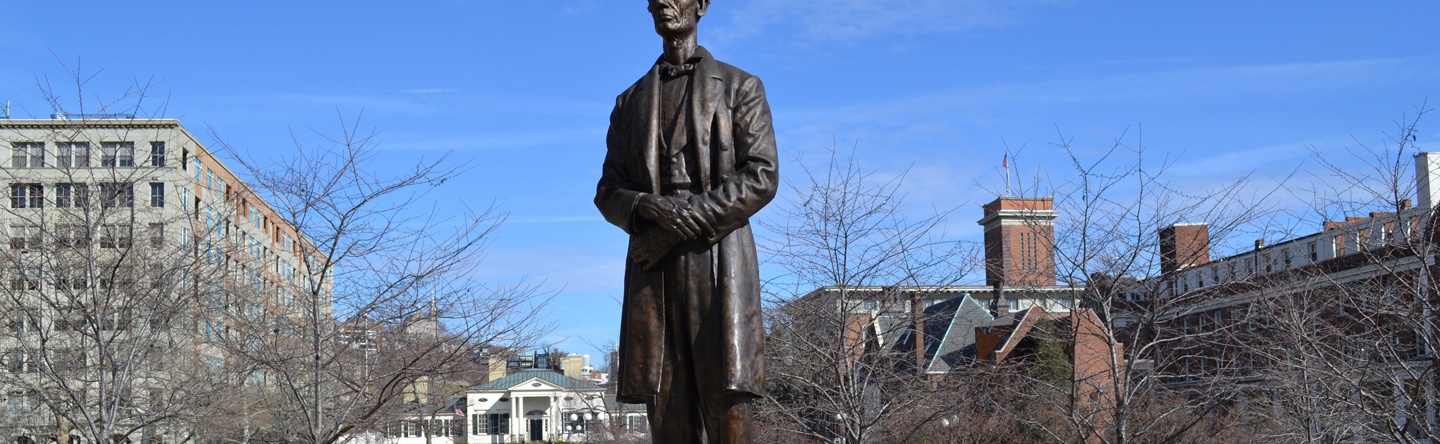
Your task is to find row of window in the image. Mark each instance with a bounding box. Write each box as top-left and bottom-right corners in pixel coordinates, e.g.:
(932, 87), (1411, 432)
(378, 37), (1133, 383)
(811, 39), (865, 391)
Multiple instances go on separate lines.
(9, 182), (164, 209)
(9, 141), (166, 168)
(385, 419), (466, 438)
(5, 306), (155, 337)
(9, 223), (162, 250)
(8, 263), (169, 293)
(471, 413), (513, 436)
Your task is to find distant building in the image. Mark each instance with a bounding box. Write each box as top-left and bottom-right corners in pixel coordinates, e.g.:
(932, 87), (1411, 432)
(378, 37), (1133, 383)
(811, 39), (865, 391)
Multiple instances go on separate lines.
(1114, 152), (1440, 440)
(0, 118), (326, 442)
(359, 368), (645, 444)
(809, 195), (1083, 374)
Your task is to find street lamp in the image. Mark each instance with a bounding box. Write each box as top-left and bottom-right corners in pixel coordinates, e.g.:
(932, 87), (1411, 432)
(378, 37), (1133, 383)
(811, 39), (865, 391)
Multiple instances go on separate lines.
(567, 412), (595, 443)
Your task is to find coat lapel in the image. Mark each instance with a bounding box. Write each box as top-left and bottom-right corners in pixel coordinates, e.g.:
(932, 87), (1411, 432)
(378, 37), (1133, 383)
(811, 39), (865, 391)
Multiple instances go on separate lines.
(691, 47), (723, 188)
(638, 64), (663, 194)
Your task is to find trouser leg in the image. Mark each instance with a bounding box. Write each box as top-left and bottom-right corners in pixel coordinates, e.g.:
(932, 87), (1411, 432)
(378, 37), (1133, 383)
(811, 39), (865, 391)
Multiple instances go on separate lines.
(647, 280), (703, 444)
(699, 392), (753, 444)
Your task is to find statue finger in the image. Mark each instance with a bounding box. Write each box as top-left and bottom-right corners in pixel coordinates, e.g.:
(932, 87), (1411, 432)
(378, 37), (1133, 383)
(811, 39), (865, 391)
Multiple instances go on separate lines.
(680, 219), (701, 240)
(668, 216), (696, 239)
(689, 212), (715, 239)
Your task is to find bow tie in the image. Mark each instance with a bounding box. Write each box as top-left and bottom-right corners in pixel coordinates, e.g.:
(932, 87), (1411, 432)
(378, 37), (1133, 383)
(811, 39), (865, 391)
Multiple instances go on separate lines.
(659, 62), (696, 80)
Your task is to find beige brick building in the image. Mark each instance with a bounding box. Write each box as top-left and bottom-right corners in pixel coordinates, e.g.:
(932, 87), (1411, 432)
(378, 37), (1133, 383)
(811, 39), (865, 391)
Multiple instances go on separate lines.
(0, 118), (322, 443)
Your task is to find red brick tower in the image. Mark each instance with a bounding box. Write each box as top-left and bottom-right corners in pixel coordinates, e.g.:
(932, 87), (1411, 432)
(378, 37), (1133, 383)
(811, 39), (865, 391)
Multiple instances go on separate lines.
(978, 197), (1059, 288)
(1158, 223), (1210, 274)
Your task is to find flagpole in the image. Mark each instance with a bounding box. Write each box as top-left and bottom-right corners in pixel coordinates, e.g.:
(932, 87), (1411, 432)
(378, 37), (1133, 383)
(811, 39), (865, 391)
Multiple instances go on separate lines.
(1003, 154), (1011, 197)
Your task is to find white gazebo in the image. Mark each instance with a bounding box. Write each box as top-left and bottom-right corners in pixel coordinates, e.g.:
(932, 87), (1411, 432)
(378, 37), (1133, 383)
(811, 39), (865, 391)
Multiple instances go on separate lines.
(466, 368), (607, 443)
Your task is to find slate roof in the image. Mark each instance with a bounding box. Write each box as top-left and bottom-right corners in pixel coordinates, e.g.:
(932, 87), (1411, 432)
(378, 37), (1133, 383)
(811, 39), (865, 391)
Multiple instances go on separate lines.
(926, 296), (995, 373)
(472, 368), (602, 391)
(889, 295), (996, 373)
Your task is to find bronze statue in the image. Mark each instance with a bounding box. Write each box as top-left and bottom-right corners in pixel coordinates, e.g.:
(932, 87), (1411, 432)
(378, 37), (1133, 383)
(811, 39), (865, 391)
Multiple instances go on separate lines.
(594, 0), (779, 442)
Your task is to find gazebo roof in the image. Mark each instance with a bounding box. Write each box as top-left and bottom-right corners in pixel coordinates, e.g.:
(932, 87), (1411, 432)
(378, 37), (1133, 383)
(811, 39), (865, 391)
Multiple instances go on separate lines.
(472, 368), (602, 391)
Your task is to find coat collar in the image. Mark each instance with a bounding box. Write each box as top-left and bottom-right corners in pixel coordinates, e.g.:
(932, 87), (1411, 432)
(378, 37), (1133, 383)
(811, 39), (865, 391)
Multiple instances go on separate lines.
(637, 46), (724, 194)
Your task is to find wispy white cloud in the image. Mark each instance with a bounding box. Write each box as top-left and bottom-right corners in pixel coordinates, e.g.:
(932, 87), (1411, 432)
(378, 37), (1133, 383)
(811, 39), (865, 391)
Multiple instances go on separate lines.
(776, 56), (1440, 137)
(712, 0), (1061, 44)
(561, 0), (597, 16)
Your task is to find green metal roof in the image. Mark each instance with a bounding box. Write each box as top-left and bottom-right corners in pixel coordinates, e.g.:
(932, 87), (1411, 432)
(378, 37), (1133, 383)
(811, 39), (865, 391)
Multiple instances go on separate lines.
(472, 368), (601, 391)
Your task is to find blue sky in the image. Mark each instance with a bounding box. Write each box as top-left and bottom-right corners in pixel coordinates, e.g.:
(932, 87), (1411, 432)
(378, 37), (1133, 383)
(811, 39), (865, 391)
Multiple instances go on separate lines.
(2, 1), (1438, 359)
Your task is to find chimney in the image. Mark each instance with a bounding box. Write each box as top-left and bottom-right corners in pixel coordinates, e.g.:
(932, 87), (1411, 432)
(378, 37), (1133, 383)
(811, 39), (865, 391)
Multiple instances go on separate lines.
(990, 284), (1010, 318)
(1416, 153), (1440, 210)
(978, 197), (1059, 287)
(1159, 223), (1211, 275)
(911, 293), (925, 371)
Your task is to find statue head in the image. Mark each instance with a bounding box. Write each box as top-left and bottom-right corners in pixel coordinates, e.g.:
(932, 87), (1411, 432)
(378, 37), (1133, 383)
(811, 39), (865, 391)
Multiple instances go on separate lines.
(648, 0), (710, 39)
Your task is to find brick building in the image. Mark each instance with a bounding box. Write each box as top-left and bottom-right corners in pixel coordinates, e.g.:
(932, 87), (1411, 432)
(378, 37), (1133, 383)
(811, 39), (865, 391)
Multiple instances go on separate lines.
(1133, 153), (1440, 439)
(0, 117), (325, 443)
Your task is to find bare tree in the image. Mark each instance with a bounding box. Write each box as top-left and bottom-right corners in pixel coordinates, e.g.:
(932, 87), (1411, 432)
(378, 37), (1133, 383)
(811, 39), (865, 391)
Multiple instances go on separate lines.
(208, 115), (552, 444)
(987, 127), (1278, 444)
(1240, 106), (1440, 443)
(0, 69), (230, 444)
(758, 146), (978, 444)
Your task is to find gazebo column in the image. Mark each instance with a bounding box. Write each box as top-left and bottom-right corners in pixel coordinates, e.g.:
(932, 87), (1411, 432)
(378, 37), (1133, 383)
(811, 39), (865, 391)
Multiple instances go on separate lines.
(511, 394), (521, 442)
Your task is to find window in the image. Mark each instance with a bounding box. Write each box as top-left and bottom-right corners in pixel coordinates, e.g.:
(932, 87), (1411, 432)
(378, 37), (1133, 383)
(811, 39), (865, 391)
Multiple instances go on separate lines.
(101, 142), (135, 167)
(9, 184), (42, 208)
(8, 268), (39, 291)
(100, 183), (134, 208)
(56, 224), (89, 248)
(55, 183), (88, 208)
(57, 142), (89, 168)
(100, 224), (132, 249)
(150, 142), (165, 167)
(178, 186), (191, 214)
(148, 223), (163, 248)
(10, 142), (43, 168)
(487, 413), (511, 435)
(150, 182), (165, 207)
(430, 419), (457, 437)
(4, 351), (37, 373)
(206, 169), (214, 193)
(98, 307), (132, 330)
(8, 225), (39, 250)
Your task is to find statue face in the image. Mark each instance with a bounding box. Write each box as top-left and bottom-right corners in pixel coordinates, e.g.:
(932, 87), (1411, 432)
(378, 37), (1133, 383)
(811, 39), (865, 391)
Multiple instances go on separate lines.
(648, 0), (707, 38)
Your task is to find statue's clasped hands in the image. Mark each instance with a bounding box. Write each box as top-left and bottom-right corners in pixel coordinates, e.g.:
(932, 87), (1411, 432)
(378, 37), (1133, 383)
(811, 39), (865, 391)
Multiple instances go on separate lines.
(639, 194), (714, 241)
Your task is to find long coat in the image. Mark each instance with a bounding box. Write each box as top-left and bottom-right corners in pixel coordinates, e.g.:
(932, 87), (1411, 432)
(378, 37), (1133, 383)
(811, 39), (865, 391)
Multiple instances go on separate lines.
(595, 47), (779, 404)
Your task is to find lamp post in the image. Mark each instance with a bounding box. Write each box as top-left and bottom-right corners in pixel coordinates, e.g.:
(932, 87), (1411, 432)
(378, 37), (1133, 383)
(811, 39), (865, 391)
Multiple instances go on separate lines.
(567, 412), (594, 443)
